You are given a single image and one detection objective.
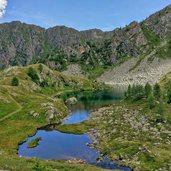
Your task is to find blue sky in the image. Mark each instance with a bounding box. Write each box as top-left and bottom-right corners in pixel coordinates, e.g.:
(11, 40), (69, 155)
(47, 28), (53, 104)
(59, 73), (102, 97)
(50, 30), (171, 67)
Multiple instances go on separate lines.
(0, 0), (170, 31)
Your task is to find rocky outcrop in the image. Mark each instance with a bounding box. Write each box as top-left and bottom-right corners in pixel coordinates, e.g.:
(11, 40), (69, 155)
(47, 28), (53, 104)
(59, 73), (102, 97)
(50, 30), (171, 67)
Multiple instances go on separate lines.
(0, 21), (45, 68)
(0, 5), (170, 72)
(143, 4), (171, 38)
(62, 64), (86, 78)
(65, 97), (78, 105)
(90, 104), (171, 170)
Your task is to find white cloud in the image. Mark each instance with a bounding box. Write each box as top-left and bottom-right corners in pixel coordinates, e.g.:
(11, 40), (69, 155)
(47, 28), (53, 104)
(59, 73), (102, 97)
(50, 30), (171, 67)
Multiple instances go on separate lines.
(0, 0), (7, 18)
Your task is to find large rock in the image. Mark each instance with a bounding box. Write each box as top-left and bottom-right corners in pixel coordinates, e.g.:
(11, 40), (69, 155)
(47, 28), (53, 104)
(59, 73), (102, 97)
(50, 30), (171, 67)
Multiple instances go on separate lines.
(65, 97), (78, 105)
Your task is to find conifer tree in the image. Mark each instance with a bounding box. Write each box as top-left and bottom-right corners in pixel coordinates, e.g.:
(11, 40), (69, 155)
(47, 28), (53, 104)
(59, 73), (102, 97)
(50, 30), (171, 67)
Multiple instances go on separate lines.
(11, 77), (19, 86)
(153, 83), (161, 100)
(145, 82), (152, 98)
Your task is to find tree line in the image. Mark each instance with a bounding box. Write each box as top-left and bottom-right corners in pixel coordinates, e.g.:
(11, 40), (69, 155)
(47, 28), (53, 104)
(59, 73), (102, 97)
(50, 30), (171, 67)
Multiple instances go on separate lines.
(125, 83), (171, 122)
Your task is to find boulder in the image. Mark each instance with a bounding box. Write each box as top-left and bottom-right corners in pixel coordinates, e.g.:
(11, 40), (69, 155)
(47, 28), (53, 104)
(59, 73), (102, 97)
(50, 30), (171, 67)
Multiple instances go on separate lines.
(65, 97), (77, 105)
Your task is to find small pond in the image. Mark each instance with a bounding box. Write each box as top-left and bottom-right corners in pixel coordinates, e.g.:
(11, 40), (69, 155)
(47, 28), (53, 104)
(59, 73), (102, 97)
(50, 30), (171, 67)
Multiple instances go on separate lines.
(18, 90), (132, 171)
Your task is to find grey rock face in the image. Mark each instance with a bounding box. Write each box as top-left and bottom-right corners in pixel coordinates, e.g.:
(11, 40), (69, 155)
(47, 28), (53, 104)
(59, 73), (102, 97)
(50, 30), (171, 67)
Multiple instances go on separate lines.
(0, 5), (170, 70)
(0, 21), (45, 68)
(110, 21), (148, 58)
(143, 5), (171, 38)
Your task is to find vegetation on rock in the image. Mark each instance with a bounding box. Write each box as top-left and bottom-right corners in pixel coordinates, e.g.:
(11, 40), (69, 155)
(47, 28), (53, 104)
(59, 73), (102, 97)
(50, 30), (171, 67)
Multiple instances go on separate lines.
(11, 77), (19, 86)
(27, 137), (42, 148)
(0, 5), (170, 79)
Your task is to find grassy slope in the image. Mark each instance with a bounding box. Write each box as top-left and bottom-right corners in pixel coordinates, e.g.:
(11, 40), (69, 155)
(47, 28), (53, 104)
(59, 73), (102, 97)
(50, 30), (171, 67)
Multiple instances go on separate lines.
(0, 64), (109, 171)
(0, 155), (112, 171)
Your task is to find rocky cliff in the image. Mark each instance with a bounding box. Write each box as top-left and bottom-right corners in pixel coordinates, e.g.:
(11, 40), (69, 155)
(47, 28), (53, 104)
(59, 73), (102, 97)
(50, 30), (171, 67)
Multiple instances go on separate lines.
(0, 5), (170, 74)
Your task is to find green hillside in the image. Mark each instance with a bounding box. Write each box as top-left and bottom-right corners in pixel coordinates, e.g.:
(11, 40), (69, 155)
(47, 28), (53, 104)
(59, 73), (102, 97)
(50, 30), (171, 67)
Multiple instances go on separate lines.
(0, 64), (108, 171)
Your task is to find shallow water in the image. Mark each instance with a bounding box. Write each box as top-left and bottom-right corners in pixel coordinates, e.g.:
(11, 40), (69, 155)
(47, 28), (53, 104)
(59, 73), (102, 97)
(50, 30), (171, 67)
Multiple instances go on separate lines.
(63, 109), (89, 124)
(18, 90), (132, 170)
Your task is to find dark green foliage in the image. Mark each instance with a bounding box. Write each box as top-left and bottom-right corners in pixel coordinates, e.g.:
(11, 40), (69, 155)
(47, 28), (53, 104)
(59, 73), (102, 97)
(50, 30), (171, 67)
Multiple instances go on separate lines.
(0, 64), (6, 70)
(40, 79), (48, 87)
(125, 84), (145, 101)
(167, 85), (171, 103)
(125, 83), (168, 123)
(127, 85), (132, 97)
(78, 40), (113, 77)
(11, 77), (19, 86)
(125, 83), (162, 102)
(38, 49), (68, 71)
(153, 83), (161, 100)
(38, 64), (43, 73)
(133, 85), (145, 101)
(156, 101), (165, 122)
(145, 83), (152, 98)
(33, 160), (50, 171)
(147, 94), (155, 109)
(27, 67), (39, 83)
(70, 54), (78, 63)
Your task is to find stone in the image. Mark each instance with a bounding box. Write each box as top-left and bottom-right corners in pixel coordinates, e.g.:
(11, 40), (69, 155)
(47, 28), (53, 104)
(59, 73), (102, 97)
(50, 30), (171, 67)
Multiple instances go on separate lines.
(65, 97), (77, 105)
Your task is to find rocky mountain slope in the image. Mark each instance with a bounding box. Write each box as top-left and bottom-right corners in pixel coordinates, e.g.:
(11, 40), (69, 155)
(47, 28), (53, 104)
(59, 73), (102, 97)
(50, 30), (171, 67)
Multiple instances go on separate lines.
(0, 5), (170, 76)
(98, 52), (171, 86)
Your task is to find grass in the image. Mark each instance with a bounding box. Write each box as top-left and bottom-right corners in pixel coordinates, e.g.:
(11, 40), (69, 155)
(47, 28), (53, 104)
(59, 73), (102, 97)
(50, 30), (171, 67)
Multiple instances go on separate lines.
(0, 64), (111, 171)
(27, 137), (42, 148)
(0, 89), (68, 154)
(0, 154), (112, 171)
(0, 90), (20, 119)
(87, 66), (109, 79)
(56, 120), (95, 134)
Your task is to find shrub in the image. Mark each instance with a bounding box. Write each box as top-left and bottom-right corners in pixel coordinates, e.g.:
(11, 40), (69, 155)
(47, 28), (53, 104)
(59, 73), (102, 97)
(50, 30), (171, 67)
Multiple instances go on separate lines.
(125, 84), (145, 100)
(38, 64), (43, 73)
(167, 85), (171, 103)
(145, 82), (152, 98)
(11, 77), (19, 86)
(147, 94), (155, 109)
(40, 79), (48, 87)
(156, 101), (165, 122)
(27, 67), (39, 83)
(33, 160), (50, 171)
(153, 83), (161, 100)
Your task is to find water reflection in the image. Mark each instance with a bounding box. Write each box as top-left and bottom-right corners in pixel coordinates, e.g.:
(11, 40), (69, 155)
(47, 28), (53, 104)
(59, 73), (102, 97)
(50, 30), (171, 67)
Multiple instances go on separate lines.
(18, 90), (132, 171)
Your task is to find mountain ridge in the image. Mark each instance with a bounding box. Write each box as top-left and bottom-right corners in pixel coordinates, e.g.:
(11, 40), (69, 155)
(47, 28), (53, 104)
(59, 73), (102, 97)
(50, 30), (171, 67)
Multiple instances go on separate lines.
(0, 5), (170, 76)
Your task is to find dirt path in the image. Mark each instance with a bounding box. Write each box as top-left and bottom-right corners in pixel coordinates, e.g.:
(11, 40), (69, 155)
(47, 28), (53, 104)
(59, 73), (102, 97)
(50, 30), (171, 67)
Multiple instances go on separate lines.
(0, 94), (22, 122)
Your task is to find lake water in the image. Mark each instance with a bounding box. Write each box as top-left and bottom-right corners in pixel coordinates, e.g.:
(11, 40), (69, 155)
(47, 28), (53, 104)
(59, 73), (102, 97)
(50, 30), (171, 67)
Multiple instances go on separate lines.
(18, 90), (132, 171)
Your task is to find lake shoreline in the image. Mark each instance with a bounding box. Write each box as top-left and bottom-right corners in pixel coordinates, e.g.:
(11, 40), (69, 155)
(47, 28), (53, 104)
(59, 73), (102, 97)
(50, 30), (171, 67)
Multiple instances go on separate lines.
(18, 90), (133, 171)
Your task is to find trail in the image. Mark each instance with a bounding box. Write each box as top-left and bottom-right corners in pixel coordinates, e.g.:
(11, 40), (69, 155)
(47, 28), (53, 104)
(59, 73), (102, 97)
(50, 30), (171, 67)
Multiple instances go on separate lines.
(0, 93), (22, 122)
